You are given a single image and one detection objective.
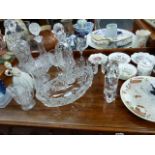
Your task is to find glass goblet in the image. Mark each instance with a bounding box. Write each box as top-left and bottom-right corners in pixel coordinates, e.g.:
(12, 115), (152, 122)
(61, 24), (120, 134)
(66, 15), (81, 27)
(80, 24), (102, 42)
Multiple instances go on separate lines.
(75, 36), (87, 65)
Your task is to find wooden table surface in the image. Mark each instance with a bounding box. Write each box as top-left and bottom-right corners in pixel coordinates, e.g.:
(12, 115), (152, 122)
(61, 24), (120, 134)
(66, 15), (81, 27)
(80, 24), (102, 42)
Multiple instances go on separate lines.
(1, 48), (155, 134)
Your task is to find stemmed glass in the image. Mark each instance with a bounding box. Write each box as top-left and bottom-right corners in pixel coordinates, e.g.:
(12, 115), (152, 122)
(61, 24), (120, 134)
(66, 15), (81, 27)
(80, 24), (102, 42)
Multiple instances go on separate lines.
(75, 35), (87, 64)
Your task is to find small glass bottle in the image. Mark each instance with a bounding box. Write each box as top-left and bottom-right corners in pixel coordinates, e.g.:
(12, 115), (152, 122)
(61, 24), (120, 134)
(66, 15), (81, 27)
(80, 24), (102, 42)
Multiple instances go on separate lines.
(104, 61), (119, 103)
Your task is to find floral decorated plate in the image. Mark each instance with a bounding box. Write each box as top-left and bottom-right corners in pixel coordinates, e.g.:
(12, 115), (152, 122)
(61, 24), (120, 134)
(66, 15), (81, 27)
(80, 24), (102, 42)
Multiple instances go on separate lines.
(131, 52), (155, 65)
(120, 76), (155, 122)
(108, 52), (131, 64)
(87, 28), (136, 49)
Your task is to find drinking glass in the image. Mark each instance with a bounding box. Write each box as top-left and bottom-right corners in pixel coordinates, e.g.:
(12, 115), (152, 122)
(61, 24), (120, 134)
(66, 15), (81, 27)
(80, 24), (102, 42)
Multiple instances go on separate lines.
(105, 23), (117, 40)
(135, 29), (151, 48)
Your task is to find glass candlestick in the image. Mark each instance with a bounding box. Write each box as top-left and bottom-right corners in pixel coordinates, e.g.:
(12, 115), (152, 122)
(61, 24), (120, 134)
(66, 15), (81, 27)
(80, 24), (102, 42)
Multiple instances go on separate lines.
(105, 23), (118, 40)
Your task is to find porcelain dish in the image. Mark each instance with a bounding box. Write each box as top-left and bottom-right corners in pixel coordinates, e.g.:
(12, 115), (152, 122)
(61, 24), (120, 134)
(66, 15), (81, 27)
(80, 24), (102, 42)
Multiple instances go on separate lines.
(87, 28), (136, 49)
(131, 52), (155, 65)
(108, 52), (131, 64)
(120, 76), (155, 122)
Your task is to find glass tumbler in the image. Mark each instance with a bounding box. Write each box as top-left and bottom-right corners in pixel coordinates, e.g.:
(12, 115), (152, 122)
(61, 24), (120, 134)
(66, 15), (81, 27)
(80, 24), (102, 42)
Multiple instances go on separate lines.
(105, 23), (117, 40)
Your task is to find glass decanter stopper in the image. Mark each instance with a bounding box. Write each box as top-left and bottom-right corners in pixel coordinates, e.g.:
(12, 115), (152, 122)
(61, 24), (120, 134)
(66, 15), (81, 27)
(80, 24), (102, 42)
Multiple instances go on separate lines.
(104, 61), (119, 103)
(29, 23), (41, 36)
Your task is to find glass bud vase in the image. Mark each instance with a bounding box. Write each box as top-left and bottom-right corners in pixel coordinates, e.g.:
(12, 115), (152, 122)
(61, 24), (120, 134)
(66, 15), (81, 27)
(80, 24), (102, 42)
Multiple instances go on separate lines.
(104, 61), (119, 103)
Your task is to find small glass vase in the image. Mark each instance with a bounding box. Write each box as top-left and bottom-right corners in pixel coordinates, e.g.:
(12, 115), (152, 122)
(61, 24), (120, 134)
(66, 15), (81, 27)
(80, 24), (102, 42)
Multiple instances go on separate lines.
(104, 61), (119, 103)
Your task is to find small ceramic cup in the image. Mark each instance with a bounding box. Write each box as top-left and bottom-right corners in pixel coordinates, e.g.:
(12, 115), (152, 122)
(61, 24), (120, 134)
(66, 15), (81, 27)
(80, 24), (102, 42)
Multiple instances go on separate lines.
(135, 29), (151, 47)
(137, 59), (153, 76)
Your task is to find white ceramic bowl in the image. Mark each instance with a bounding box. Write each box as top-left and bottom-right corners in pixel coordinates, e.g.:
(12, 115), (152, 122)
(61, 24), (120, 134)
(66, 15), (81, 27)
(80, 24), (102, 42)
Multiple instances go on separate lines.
(131, 52), (155, 65)
(108, 52), (131, 64)
(119, 64), (137, 80)
(88, 53), (108, 65)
